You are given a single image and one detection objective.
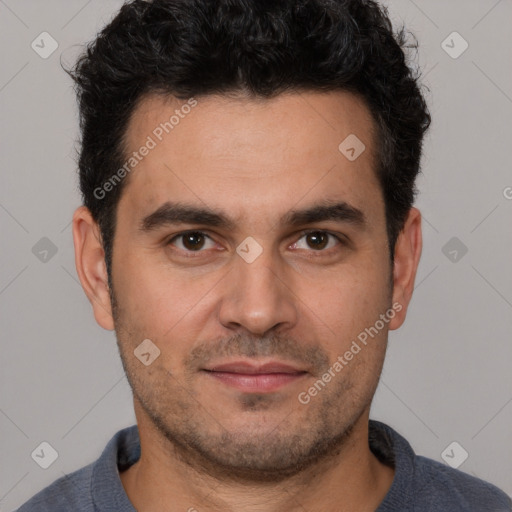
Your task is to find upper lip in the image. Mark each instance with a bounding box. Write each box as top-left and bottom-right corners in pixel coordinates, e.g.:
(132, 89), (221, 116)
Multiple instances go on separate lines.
(204, 360), (306, 374)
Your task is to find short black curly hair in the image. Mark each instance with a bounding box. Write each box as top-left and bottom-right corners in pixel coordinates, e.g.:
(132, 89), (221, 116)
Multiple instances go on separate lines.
(68, 0), (431, 280)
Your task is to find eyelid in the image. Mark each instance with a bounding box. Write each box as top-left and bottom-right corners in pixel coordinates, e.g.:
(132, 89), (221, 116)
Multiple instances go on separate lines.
(292, 229), (345, 250)
(166, 230), (217, 253)
(166, 229), (347, 256)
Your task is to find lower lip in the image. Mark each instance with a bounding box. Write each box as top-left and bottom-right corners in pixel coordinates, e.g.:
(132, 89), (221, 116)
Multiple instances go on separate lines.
(204, 371), (306, 393)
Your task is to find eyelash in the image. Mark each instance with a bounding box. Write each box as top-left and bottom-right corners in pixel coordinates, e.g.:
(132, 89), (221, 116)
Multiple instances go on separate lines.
(166, 229), (346, 258)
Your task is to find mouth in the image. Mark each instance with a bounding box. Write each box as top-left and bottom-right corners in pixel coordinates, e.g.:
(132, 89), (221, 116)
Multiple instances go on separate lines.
(202, 360), (308, 393)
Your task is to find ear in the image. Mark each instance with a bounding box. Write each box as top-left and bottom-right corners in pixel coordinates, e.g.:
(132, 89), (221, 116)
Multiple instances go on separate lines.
(72, 206), (115, 330)
(388, 207), (422, 330)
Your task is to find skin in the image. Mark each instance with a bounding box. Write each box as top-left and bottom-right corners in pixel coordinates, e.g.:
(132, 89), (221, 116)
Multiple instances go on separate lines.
(73, 90), (422, 511)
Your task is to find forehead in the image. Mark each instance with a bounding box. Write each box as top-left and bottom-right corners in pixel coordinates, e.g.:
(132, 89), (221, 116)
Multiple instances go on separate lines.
(118, 90), (383, 229)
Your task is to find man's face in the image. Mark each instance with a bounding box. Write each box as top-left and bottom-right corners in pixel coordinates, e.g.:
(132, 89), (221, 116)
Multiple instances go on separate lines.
(108, 91), (398, 479)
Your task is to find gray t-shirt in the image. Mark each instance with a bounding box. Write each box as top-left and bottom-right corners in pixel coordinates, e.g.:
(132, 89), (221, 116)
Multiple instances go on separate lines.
(16, 420), (511, 511)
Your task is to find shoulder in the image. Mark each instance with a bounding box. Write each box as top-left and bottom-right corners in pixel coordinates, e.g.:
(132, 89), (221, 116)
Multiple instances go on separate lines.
(412, 455), (511, 511)
(15, 462), (95, 511)
(15, 425), (139, 512)
(370, 420), (511, 512)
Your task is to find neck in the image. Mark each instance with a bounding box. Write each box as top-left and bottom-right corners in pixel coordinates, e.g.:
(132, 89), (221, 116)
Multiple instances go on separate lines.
(120, 403), (395, 512)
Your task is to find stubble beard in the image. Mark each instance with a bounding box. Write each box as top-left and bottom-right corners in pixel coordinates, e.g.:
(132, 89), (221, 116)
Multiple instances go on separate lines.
(110, 288), (383, 483)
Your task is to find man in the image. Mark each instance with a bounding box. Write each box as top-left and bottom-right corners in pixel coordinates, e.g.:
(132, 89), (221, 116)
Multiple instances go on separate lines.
(17, 0), (511, 511)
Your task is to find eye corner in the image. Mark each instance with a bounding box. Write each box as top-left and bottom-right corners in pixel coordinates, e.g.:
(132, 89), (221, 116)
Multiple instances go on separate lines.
(296, 230), (345, 250)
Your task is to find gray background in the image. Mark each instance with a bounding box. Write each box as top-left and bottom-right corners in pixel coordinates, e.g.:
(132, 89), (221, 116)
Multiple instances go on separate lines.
(1, 0), (511, 510)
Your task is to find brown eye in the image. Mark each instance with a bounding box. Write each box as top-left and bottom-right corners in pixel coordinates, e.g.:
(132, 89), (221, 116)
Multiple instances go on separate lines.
(305, 231), (329, 250)
(291, 231), (342, 252)
(169, 231), (215, 252)
(182, 232), (205, 250)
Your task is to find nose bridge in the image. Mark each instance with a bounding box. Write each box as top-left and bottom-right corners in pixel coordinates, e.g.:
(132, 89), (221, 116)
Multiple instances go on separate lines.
(218, 246), (298, 334)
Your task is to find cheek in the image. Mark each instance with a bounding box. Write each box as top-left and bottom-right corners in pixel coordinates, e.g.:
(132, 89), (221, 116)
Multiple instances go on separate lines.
(305, 260), (391, 338)
(113, 257), (221, 351)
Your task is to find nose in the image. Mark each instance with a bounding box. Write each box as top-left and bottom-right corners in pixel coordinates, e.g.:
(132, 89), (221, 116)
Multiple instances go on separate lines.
(218, 248), (299, 336)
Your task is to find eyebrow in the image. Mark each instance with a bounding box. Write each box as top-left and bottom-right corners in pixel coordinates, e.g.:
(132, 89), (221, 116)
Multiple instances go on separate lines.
(139, 200), (366, 233)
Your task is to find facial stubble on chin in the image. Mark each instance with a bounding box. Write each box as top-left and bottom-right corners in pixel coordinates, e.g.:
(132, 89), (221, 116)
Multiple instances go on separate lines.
(109, 285), (386, 483)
